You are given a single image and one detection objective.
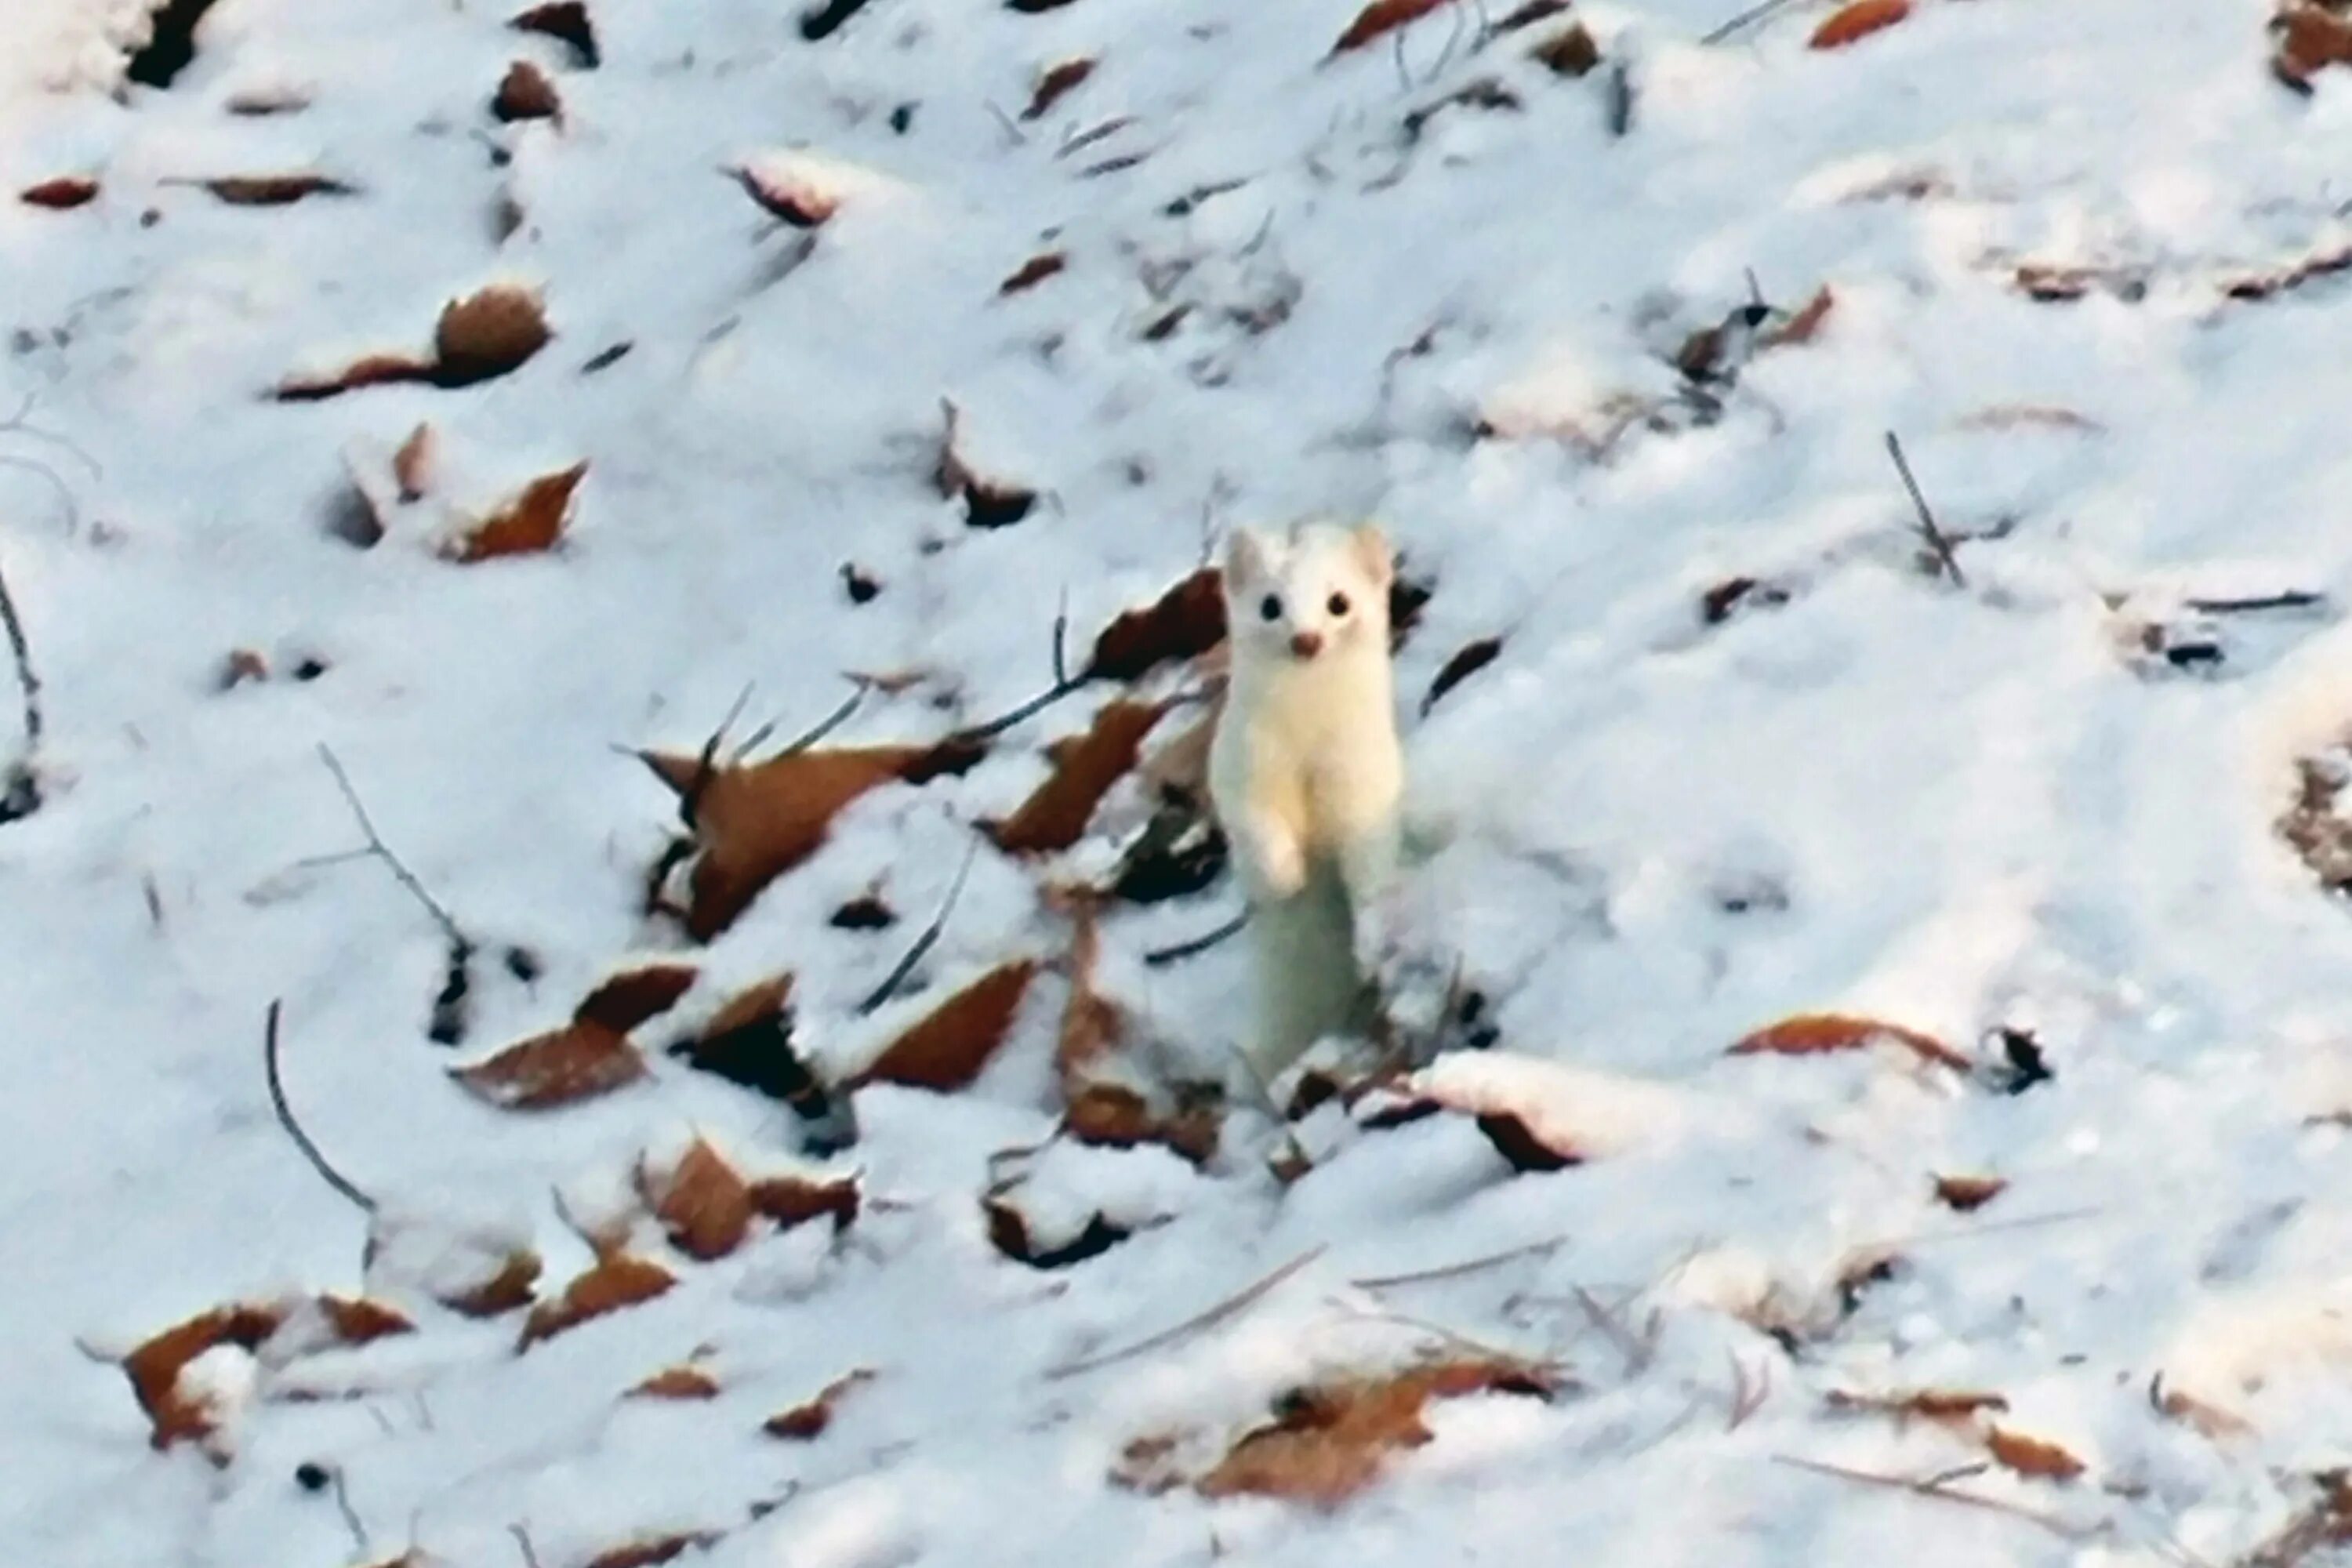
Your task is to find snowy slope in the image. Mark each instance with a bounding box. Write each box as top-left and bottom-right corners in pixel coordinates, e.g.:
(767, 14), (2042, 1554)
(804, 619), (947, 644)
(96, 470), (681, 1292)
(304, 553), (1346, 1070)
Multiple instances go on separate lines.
(12, 0), (2352, 1562)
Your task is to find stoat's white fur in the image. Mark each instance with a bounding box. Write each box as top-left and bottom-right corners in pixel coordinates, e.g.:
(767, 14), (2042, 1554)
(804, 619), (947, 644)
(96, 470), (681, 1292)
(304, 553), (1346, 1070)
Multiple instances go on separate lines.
(1207, 518), (1404, 1081)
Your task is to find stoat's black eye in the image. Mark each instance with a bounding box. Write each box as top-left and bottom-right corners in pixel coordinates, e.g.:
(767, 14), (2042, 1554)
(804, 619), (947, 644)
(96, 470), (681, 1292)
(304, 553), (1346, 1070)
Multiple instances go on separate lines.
(1259, 593), (1283, 622)
(1327, 592), (1351, 617)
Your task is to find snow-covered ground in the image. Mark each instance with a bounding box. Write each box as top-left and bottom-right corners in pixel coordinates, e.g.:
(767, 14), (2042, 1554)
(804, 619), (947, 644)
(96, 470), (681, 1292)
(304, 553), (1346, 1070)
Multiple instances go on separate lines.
(13, 0), (2352, 1561)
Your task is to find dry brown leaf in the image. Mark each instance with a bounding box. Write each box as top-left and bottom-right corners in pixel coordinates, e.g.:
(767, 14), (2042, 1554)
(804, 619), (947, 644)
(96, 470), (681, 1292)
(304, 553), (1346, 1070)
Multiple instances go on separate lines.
(1024, 56), (1097, 119)
(122, 1304), (287, 1451)
(641, 742), (980, 940)
(1985, 1425), (2087, 1482)
(511, 0), (600, 67)
(2012, 262), (2147, 305)
(987, 699), (1169, 855)
(736, 165), (839, 227)
(1065, 1083), (1221, 1163)
(1528, 22), (1599, 76)
(630, 1364), (720, 1401)
(1762, 285), (1835, 348)
(747, 1173), (862, 1232)
(1809, 0), (1909, 49)
(493, 59), (562, 122)
(999, 252), (1068, 296)
(21, 175), (99, 209)
(392, 423), (435, 502)
(201, 174), (354, 205)
(764, 1369), (875, 1439)
(984, 1193), (1131, 1269)
(1730, 1013), (1971, 1072)
(2154, 1377), (2254, 1441)
(1199, 1359), (1556, 1506)
(446, 460), (586, 561)
(855, 960), (1039, 1092)
(2278, 5), (2352, 86)
(1328, 0), (1450, 56)
(933, 399), (1038, 528)
(520, 1255), (676, 1348)
(219, 648), (270, 689)
(643, 1138), (755, 1261)
(441, 1250), (544, 1316)
(1933, 1173), (2008, 1212)
(318, 1295), (415, 1345)
(277, 352), (437, 402)
(435, 285), (551, 386)
(1083, 567), (1228, 681)
(583, 1535), (720, 1568)
(451, 1019), (648, 1110)
(1054, 900), (1120, 1081)
(575, 964), (701, 1035)
(2223, 242), (2352, 303)
(1825, 1387), (2009, 1425)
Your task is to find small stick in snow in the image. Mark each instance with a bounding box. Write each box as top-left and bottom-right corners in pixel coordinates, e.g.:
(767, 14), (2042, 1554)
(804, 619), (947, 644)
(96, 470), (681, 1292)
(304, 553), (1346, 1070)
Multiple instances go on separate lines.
(951, 597), (1079, 744)
(508, 1524), (546, 1568)
(855, 839), (981, 1014)
(1885, 431), (1967, 588)
(1142, 908), (1250, 967)
(1771, 1454), (2087, 1540)
(1043, 1243), (1328, 1380)
(735, 680), (867, 761)
(315, 744), (469, 949)
(263, 1000), (379, 1213)
(2183, 590), (2327, 615)
(1331, 1298), (1553, 1371)
(0, 543), (42, 821)
(1605, 61), (1634, 138)
(1700, 0), (1803, 45)
(1349, 1232), (1569, 1290)
(1573, 1284), (1661, 1374)
(328, 1466), (369, 1555)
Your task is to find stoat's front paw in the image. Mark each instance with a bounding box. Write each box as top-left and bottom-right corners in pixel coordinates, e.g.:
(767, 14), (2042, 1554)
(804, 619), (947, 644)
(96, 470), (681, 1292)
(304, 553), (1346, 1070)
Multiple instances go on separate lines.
(1250, 822), (1308, 899)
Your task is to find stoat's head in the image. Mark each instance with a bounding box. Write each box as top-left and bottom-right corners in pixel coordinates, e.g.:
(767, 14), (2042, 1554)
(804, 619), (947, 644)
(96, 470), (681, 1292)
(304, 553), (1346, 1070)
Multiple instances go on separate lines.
(1222, 518), (1394, 667)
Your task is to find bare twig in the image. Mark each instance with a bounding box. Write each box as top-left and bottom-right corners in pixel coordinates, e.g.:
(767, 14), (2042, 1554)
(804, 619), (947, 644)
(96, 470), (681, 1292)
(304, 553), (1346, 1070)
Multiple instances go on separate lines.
(1143, 908), (1249, 967)
(263, 1000), (378, 1213)
(328, 1466), (369, 1555)
(1351, 1233), (1568, 1290)
(508, 1523), (546, 1568)
(737, 681), (866, 761)
(0, 394), (103, 481)
(1727, 1351), (1770, 1430)
(1051, 589), (1071, 688)
(856, 840), (980, 1014)
(1573, 1285), (1661, 1374)
(315, 745), (469, 949)
(0, 542), (41, 819)
(1044, 1244), (1327, 1380)
(1885, 431), (1967, 588)
(949, 598), (1082, 744)
(1700, 0), (1804, 45)
(1771, 1454), (2088, 1539)
(2185, 591), (2327, 615)
(1333, 1298), (1551, 1370)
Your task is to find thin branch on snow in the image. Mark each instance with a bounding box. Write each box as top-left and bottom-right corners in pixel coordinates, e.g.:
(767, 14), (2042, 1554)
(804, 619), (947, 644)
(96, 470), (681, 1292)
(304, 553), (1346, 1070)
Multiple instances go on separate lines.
(1044, 1244), (1327, 1380)
(263, 1000), (378, 1214)
(856, 839), (981, 1014)
(315, 744), (470, 950)
(1771, 1454), (2088, 1540)
(1142, 908), (1249, 967)
(1349, 1232), (1568, 1290)
(1700, 0), (1804, 46)
(2184, 590), (2326, 615)
(1885, 431), (1967, 588)
(949, 597), (1080, 744)
(507, 1524), (546, 1568)
(328, 1466), (369, 1555)
(735, 680), (867, 761)
(0, 542), (43, 820)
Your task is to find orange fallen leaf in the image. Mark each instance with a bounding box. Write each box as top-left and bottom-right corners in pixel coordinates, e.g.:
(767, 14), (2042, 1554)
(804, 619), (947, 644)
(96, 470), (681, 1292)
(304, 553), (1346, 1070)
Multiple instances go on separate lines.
(630, 1364), (721, 1401)
(1985, 1425), (2086, 1482)
(999, 252), (1068, 296)
(20, 176), (98, 209)
(520, 1255), (676, 1348)
(319, 1295), (414, 1345)
(641, 742), (982, 940)
(1065, 1083), (1222, 1165)
(446, 460), (586, 561)
(434, 284), (550, 386)
(1328, 0), (1450, 56)
(200, 173), (355, 205)
(451, 1018), (648, 1110)
(443, 1249), (544, 1316)
(1730, 1013), (1970, 1072)
(121, 1304), (287, 1451)
(1762, 285), (1835, 348)
(1054, 900), (1120, 1081)
(583, 1535), (720, 1568)
(855, 960), (1039, 1092)
(575, 964), (701, 1034)
(642, 1138), (755, 1261)
(1023, 56), (1096, 120)
(2277, 5), (2352, 86)
(1083, 567), (1228, 681)
(747, 1173), (862, 1232)
(764, 1369), (875, 1439)
(1809, 0), (1909, 49)
(493, 59), (562, 122)
(933, 398), (1037, 529)
(1200, 1358), (1556, 1506)
(988, 699), (1169, 855)
(1933, 1173), (2007, 1212)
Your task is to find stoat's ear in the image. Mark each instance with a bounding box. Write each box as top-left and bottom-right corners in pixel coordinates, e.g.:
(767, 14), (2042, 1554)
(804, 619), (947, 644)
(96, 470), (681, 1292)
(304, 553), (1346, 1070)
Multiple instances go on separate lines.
(1349, 521), (1394, 589)
(1224, 526), (1272, 587)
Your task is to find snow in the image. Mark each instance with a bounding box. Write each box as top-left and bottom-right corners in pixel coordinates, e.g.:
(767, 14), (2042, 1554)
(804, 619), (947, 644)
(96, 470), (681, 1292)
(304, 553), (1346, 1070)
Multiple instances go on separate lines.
(13, 0), (2352, 1560)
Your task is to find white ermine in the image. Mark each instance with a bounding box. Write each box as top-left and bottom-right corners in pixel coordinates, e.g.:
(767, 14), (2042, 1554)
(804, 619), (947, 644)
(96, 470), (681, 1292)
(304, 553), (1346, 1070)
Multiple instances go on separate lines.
(1207, 518), (1404, 1083)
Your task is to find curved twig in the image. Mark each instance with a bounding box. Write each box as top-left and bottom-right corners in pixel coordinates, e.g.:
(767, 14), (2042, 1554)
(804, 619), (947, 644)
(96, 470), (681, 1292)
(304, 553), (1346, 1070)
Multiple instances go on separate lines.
(856, 840), (981, 1014)
(263, 1000), (378, 1213)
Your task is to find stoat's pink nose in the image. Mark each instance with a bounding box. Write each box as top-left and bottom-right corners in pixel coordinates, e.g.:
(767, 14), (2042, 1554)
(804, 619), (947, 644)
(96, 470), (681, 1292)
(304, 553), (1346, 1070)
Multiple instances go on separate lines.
(1289, 630), (1323, 659)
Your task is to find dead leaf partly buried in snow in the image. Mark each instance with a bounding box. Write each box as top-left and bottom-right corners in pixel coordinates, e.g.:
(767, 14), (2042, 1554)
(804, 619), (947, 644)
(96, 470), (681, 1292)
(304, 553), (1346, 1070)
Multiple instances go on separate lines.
(199, 173), (355, 205)
(853, 960), (1039, 1091)
(735, 158), (842, 227)
(493, 59), (562, 122)
(121, 1304), (286, 1452)
(441, 1249), (545, 1317)
(1196, 1358), (1557, 1507)
(1933, 1173), (2007, 1212)
(985, 1190), (1131, 1269)
(999, 252), (1068, 296)
(1809, 0), (1910, 49)
(445, 461), (587, 561)
(511, 0), (601, 67)
(2276, 6), (2352, 89)
(1825, 1386), (2009, 1425)
(630, 1364), (720, 1400)
(452, 1015), (647, 1110)
(764, 1369), (875, 1439)
(20, 176), (98, 209)
(1730, 1013), (1971, 1072)
(393, 423), (436, 501)
(520, 1255), (676, 1348)
(1762, 285), (1835, 348)
(1984, 1425), (2087, 1482)
(436, 284), (552, 384)
(640, 739), (982, 940)
(1023, 56), (1096, 120)
(748, 1171), (862, 1232)
(1327, 0), (1450, 57)
(582, 1534), (722, 1568)
(1528, 22), (1599, 77)
(987, 699), (1169, 855)
(1083, 567), (1228, 681)
(641, 1138), (755, 1261)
